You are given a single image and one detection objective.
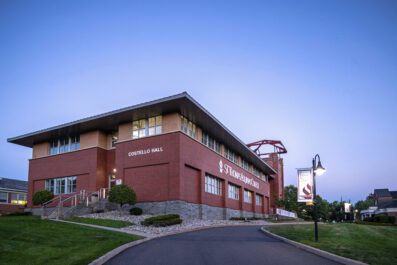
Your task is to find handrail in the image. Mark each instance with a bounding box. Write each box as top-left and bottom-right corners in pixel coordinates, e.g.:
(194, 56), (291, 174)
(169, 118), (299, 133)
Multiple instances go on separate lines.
(42, 188), (110, 219)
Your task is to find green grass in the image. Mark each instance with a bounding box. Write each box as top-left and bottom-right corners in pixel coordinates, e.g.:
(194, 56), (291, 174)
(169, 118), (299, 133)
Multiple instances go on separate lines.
(0, 216), (143, 265)
(67, 217), (133, 228)
(267, 223), (397, 265)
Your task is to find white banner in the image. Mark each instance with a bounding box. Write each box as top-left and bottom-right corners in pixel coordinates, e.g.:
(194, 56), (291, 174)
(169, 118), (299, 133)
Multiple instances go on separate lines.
(297, 168), (313, 202)
(276, 208), (297, 218)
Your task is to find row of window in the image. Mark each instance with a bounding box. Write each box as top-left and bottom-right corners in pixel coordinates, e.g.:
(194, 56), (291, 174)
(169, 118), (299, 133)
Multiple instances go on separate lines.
(204, 175), (264, 205)
(45, 176), (77, 195)
(132, 115), (162, 139)
(49, 136), (80, 155)
(0, 191), (27, 205)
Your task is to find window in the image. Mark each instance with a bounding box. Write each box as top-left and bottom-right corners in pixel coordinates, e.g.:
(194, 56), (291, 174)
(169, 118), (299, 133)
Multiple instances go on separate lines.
(181, 116), (196, 138)
(133, 116), (162, 139)
(10, 193), (27, 204)
(202, 132), (221, 153)
(0, 192), (7, 203)
(205, 175), (222, 195)
(45, 176), (77, 195)
(228, 184), (240, 200)
(49, 136), (80, 155)
(225, 147), (238, 164)
(252, 167), (260, 177)
(70, 135), (80, 151)
(49, 140), (58, 155)
(242, 160), (249, 171)
(256, 194), (263, 206)
(244, 190), (252, 203)
(149, 116), (162, 136)
(111, 132), (118, 147)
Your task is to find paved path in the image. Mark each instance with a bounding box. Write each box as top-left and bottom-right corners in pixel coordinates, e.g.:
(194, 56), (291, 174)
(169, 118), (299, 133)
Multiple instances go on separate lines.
(105, 226), (340, 265)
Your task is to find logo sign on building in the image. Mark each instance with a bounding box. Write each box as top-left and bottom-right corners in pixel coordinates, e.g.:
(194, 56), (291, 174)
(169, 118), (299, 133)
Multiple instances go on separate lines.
(115, 179), (122, 185)
(297, 168), (313, 202)
(219, 160), (259, 189)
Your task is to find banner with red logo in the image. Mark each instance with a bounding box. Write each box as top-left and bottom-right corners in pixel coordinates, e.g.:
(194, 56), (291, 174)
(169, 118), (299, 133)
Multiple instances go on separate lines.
(297, 168), (313, 202)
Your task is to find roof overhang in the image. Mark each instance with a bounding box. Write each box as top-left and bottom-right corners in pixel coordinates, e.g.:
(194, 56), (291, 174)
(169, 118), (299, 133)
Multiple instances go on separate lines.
(8, 92), (277, 176)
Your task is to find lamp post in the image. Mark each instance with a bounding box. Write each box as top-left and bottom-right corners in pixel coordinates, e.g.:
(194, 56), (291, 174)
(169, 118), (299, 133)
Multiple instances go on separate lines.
(312, 154), (326, 242)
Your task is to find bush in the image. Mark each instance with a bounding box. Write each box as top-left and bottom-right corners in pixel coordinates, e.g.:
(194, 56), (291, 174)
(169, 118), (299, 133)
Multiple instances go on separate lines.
(32, 190), (53, 206)
(152, 218), (182, 227)
(108, 184), (136, 207)
(130, 207), (143, 216)
(363, 217), (374, 222)
(5, 211), (32, 216)
(141, 214), (181, 226)
(374, 215), (395, 224)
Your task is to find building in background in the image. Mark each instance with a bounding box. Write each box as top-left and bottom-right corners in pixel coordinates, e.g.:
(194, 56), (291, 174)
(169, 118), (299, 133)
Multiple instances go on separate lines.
(8, 92), (286, 219)
(360, 188), (397, 222)
(0, 177), (27, 215)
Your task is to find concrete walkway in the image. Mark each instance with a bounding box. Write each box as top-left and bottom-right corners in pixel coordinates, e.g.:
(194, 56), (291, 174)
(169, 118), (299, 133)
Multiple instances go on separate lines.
(52, 219), (154, 237)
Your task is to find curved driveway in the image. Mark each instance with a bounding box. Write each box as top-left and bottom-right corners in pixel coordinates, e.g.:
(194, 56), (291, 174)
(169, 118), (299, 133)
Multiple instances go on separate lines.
(105, 226), (340, 265)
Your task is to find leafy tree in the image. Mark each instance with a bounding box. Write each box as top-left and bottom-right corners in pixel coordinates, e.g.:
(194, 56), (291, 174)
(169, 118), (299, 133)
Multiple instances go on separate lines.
(354, 197), (374, 212)
(108, 184), (136, 209)
(32, 190), (53, 205)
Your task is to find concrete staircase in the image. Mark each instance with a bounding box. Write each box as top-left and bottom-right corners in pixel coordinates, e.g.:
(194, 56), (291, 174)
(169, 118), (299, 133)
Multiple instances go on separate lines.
(41, 188), (116, 220)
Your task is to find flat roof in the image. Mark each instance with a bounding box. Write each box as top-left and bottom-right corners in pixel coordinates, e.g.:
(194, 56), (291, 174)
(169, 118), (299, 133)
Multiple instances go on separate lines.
(8, 92), (277, 176)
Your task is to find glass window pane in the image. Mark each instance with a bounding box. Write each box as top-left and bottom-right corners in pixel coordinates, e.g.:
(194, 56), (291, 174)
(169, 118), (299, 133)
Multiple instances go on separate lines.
(149, 117), (155, 127)
(148, 127), (155, 136)
(0, 192), (7, 202)
(155, 115), (162, 125)
(155, 126), (162, 134)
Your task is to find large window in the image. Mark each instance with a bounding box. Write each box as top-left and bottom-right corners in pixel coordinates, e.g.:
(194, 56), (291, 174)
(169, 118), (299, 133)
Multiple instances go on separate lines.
(49, 135), (80, 155)
(228, 183), (240, 200)
(0, 192), (7, 203)
(241, 159), (249, 171)
(133, 115), (162, 139)
(181, 116), (196, 138)
(205, 175), (222, 195)
(45, 176), (77, 195)
(244, 190), (252, 204)
(202, 132), (221, 153)
(10, 193), (27, 204)
(224, 147), (238, 164)
(255, 194), (263, 206)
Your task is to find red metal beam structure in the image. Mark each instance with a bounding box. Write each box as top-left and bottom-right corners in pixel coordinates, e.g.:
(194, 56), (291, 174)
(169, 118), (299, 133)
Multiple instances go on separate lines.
(246, 139), (287, 157)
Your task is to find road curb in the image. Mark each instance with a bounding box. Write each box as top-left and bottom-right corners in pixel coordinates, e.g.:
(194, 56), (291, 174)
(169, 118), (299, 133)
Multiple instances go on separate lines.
(260, 227), (368, 265)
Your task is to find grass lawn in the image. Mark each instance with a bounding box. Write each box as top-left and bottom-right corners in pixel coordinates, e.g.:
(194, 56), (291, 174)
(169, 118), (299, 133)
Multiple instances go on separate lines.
(67, 217), (133, 228)
(0, 215), (143, 265)
(267, 223), (397, 265)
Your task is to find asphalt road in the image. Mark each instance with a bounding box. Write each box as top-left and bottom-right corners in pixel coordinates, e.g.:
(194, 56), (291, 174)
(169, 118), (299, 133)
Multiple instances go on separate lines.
(105, 226), (340, 265)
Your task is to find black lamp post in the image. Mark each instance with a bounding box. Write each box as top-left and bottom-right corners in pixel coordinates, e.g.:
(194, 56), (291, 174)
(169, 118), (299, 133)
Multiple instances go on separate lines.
(312, 154), (326, 242)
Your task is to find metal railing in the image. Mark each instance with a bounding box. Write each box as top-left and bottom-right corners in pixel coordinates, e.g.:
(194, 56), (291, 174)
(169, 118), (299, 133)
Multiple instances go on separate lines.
(41, 188), (109, 219)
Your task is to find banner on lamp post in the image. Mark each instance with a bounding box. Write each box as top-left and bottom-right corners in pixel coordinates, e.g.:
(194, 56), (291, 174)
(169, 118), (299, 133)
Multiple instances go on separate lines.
(297, 168), (314, 202)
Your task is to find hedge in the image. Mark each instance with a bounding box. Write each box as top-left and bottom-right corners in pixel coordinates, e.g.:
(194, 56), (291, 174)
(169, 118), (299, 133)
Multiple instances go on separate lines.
(141, 214), (181, 226)
(363, 215), (395, 224)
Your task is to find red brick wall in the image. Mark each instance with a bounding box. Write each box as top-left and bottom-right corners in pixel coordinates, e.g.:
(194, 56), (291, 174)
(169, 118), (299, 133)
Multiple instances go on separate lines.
(28, 147), (108, 207)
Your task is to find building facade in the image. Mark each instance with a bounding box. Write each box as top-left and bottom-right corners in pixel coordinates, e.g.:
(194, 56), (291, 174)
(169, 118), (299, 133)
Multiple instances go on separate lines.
(0, 177), (28, 215)
(8, 93), (285, 219)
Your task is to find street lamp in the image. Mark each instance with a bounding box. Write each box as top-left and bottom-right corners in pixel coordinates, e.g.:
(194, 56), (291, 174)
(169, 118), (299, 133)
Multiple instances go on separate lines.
(312, 154), (326, 242)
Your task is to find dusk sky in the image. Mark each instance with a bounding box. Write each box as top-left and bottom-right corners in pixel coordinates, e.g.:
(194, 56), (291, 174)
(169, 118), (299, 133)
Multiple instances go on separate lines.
(0, 0), (396, 203)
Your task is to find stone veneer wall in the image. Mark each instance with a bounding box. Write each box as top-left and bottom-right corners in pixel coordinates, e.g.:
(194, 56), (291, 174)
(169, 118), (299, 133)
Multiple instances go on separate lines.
(135, 200), (268, 220)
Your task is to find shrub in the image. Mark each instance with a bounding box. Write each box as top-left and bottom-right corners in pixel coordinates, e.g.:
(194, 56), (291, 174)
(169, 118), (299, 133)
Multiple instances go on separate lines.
(152, 218), (182, 227)
(363, 217), (374, 222)
(108, 184), (136, 207)
(141, 214), (181, 226)
(374, 215), (395, 224)
(130, 207), (143, 216)
(32, 190), (53, 206)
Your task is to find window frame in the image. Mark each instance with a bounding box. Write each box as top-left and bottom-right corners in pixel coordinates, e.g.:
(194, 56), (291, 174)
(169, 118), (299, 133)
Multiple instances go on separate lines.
(228, 183), (240, 200)
(204, 174), (222, 196)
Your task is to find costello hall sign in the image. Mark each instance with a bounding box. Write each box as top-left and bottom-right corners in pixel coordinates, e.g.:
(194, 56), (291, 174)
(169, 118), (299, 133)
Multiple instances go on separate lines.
(128, 147), (163, 157)
(219, 160), (259, 189)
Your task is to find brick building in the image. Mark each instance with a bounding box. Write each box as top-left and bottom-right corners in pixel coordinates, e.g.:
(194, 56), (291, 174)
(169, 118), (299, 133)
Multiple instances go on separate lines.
(8, 92), (285, 219)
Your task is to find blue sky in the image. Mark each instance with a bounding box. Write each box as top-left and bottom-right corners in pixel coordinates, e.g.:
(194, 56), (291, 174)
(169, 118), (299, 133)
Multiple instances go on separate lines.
(0, 0), (396, 203)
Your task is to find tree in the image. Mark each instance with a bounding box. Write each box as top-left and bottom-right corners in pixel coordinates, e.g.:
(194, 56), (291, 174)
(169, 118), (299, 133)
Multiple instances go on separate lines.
(108, 184), (136, 210)
(32, 190), (53, 205)
(354, 197), (374, 212)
